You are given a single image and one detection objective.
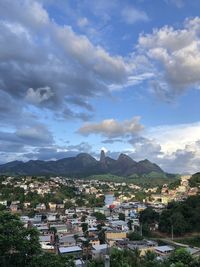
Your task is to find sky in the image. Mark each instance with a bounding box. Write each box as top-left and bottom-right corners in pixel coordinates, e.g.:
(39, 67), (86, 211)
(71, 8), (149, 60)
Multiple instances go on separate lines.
(0, 0), (200, 173)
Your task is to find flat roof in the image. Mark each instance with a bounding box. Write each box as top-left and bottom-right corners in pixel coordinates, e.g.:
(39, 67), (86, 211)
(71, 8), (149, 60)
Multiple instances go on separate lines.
(93, 244), (108, 251)
(110, 220), (127, 225)
(60, 235), (75, 242)
(59, 246), (82, 254)
(88, 227), (98, 231)
(155, 246), (174, 253)
(39, 235), (51, 242)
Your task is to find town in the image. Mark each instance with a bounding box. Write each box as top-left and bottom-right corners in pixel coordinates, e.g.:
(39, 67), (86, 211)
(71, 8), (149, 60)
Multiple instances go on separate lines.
(1, 0), (200, 266)
(0, 173), (200, 266)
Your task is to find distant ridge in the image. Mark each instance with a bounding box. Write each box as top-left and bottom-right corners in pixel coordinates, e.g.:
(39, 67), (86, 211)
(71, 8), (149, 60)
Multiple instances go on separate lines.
(0, 150), (164, 177)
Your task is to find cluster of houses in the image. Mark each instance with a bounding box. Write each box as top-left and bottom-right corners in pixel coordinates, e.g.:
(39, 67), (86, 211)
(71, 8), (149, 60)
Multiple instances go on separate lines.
(19, 203), (200, 266)
(149, 175), (199, 205)
(0, 176), (142, 210)
(18, 204), (165, 263)
(16, 202), (143, 264)
(1, 175), (199, 213)
(0, 175), (200, 266)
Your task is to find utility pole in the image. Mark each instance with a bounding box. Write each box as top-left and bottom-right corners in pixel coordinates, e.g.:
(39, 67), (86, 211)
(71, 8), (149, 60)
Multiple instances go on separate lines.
(171, 224), (174, 241)
(104, 239), (110, 267)
(104, 255), (110, 267)
(140, 222), (143, 237)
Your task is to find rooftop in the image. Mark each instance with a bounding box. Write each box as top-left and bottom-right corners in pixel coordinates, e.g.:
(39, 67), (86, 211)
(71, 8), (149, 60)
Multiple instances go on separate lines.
(59, 246), (82, 254)
(92, 244), (108, 251)
(155, 246), (174, 253)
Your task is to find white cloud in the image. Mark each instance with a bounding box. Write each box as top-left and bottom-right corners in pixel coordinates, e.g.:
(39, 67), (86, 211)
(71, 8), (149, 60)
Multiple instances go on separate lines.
(147, 122), (200, 154)
(127, 121), (200, 173)
(25, 86), (54, 104)
(121, 6), (149, 24)
(77, 17), (89, 27)
(0, 0), (49, 28)
(137, 17), (200, 99)
(78, 117), (144, 138)
(128, 136), (163, 160)
(109, 72), (154, 91)
(157, 141), (200, 174)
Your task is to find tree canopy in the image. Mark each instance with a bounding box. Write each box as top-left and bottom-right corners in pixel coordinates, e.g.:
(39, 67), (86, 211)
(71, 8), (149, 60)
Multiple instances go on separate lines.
(139, 195), (200, 236)
(0, 211), (74, 267)
(159, 195), (200, 235)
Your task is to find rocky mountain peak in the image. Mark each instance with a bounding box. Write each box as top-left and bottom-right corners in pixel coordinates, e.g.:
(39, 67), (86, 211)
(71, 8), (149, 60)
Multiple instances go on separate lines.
(100, 150), (106, 164)
(117, 153), (134, 162)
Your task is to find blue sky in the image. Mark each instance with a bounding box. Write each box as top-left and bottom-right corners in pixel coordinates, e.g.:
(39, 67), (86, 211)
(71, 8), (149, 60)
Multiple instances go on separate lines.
(0, 0), (200, 173)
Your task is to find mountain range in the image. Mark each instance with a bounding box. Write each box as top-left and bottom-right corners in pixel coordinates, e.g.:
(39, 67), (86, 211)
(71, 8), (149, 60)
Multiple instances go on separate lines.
(0, 151), (165, 177)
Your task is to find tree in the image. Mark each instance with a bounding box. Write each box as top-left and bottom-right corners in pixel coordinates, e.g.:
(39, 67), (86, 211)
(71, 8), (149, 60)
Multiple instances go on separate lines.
(134, 192), (147, 202)
(189, 173), (200, 187)
(98, 229), (106, 244)
(92, 212), (106, 221)
(81, 215), (87, 222)
(159, 195), (200, 235)
(88, 259), (104, 267)
(27, 210), (36, 218)
(87, 195), (105, 207)
(110, 247), (142, 267)
(114, 192), (120, 198)
(97, 224), (102, 231)
(0, 211), (41, 266)
(88, 246), (200, 267)
(118, 212), (125, 221)
(190, 257), (200, 267)
(49, 226), (57, 235)
(170, 212), (187, 235)
(76, 198), (85, 207)
(0, 211), (73, 267)
(128, 231), (143, 241)
(81, 223), (88, 234)
(30, 253), (75, 267)
(127, 219), (133, 230)
(168, 248), (193, 266)
(82, 240), (92, 262)
(139, 207), (159, 224)
(64, 201), (73, 209)
(159, 209), (172, 234)
(0, 204), (6, 211)
(141, 251), (159, 267)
